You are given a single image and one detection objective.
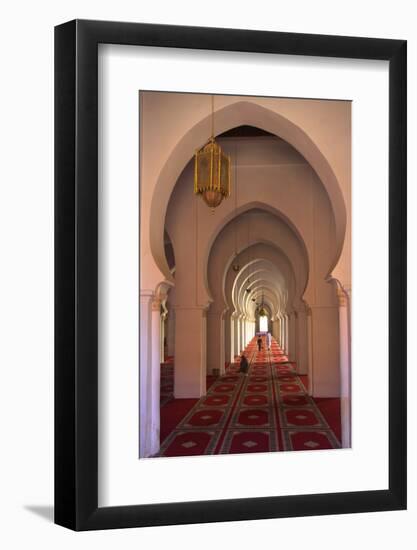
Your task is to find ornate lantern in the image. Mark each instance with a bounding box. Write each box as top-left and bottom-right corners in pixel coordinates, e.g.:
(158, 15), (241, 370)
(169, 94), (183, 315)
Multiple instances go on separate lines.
(194, 137), (231, 208)
(194, 96), (231, 209)
(257, 290), (267, 316)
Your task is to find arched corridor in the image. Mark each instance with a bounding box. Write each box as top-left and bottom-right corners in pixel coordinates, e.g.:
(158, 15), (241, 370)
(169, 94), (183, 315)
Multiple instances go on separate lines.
(140, 92), (351, 458)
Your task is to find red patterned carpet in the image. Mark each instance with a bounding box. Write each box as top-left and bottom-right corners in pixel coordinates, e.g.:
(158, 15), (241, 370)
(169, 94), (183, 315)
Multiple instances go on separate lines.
(159, 338), (341, 457)
(298, 374), (342, 442)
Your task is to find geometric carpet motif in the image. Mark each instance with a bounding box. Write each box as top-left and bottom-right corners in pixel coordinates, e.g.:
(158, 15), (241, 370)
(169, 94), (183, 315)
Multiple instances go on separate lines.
(158, 337), (341, 457)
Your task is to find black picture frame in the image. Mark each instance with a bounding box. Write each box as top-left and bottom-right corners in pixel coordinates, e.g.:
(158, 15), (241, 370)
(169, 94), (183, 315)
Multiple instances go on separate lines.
(55, 19), (407, 531)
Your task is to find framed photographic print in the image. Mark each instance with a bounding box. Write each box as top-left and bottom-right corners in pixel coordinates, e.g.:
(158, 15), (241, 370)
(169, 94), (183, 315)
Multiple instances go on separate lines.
(55, 20), (406, 530)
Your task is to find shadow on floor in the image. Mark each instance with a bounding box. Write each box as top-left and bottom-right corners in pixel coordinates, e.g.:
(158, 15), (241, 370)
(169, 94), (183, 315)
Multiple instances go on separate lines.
(24, 505), (54, 523)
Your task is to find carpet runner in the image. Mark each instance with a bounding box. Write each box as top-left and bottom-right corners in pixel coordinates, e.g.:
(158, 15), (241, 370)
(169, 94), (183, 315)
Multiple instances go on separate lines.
(158, 337), (340, 457)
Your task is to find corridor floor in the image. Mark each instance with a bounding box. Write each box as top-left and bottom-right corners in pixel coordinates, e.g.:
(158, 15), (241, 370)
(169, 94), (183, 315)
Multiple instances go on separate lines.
(158, 337), (341, 457)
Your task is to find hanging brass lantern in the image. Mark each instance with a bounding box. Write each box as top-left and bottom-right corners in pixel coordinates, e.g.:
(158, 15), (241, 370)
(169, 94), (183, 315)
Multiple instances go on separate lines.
(258, 290), (267, 316)
(194, 96), (231, 209)
(194, 137), (231, 208)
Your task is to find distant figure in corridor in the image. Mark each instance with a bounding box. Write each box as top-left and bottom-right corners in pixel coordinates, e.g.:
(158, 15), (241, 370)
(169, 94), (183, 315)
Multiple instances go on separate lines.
(239, 353), (249, 376)
(257, 336), (263, 351)
(266, 332), (272, 350)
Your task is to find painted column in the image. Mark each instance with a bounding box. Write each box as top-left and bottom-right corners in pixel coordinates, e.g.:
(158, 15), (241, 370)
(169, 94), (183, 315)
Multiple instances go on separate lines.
(219, 311), (226, 375)
(306, 306), (314, 395)
(309, 304), (340, 397)
(139, 290), (153, 458)
(271, 318), (278, 341)
(288, 311), (297, 362)
(166, 306), (175, 358)
(224, 310), (231, 367)
(139, 290), (161, 458)
(230, 314), (235, 362)
(278, 316), (282, 347)
(276, 317), (280, 341)
(206, 309), (223, 375)
(245, 319), (250, 346)
(337, 286), (351, 448)
(239, 314), (244, 353)
(234, 313), (240, 359)
(296, 309), (308, 375)
(242, 316), (246, 349)
(285, 314), (289, 355)
(293, 311), (298, 365)
(283, 315), (288, 354)
(160, 300), (168, 363)
(174, 306), (207, 398)
(150, 295), (162, 454)
(236, 315), (240, 354)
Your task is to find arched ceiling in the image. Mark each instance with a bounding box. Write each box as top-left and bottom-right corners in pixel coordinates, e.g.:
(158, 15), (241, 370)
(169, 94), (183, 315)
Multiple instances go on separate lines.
(206, 205), (309, 307)
(232, 260), (286, 320)
(153, 100), (346, 289)
(204, 208), (308, 325)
